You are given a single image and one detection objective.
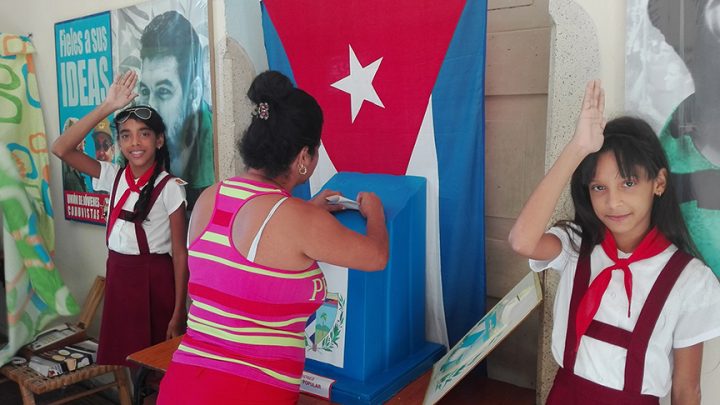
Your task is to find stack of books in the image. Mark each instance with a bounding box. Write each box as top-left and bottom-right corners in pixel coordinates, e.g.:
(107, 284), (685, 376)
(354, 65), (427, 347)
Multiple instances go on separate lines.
(27, 339), (98, 378)
(21, 323), (99, 378)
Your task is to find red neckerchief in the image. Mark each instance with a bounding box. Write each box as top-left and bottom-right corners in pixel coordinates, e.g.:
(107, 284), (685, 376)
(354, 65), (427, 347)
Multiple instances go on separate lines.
(574, 227), (670, 351)
(106, 163), (156, 241)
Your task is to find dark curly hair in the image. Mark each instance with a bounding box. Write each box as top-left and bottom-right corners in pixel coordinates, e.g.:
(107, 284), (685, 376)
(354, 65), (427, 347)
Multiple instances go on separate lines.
(239, 71), (323, 178)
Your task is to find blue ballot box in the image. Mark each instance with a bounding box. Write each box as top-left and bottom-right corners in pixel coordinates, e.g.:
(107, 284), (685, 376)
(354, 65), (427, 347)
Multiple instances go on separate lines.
(303, 172), (445, 404)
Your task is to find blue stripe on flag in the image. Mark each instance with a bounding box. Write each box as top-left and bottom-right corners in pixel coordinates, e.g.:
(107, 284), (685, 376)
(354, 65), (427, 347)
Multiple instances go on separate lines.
(432, 0), (487, 345)
(261, 7), (311, 200)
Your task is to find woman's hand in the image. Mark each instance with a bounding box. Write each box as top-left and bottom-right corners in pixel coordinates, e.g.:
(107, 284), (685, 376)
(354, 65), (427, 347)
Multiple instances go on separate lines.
(103, 70), (139, 111)
(300, 190), (388, 271)
(357, 192), (383, 219)
(310, 189), (346, 213)
(571, 79), (606, 156)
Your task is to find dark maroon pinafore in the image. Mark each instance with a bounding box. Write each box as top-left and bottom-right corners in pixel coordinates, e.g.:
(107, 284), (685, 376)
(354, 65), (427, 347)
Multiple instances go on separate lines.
(96, 170), (176, 367)
(546, 242), (691, 405)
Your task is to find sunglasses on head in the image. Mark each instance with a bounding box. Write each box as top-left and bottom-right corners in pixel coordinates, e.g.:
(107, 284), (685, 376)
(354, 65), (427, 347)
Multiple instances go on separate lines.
(116, 107), (153, 124)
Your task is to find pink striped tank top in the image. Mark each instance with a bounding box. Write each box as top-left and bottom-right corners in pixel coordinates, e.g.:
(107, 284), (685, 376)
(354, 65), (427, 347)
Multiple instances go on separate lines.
(172, 177), (327, 392)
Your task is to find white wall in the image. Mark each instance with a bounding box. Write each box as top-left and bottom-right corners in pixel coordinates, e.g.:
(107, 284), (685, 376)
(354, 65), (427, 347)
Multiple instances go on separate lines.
(547, 1), (720, 402)
(0, 0), (230, 335)
(224, 0), (267, 73)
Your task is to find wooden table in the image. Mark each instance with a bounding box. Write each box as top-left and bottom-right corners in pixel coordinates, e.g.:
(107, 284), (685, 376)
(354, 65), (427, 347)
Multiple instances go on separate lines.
(126, 336), (181, 374)
(126, 337), (534, 404)
(126, 336), (181, 405)
(125, 337), (335, 404)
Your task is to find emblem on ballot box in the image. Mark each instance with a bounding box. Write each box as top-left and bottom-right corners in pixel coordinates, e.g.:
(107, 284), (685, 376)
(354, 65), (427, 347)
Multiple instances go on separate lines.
(306, 292), (345, 352)
(305, 262), (349, 368)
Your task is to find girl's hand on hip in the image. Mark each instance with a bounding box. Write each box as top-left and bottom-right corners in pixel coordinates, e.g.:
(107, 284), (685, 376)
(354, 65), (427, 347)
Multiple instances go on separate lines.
(104, 70), (139, 112)
(571, 80), (606, 156)
(166, 314), (187, 340)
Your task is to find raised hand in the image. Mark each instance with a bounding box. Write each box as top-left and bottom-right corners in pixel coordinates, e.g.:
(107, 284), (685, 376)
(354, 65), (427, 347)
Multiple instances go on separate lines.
(571, 80), (606, 155)
(103, 70), (139, 111)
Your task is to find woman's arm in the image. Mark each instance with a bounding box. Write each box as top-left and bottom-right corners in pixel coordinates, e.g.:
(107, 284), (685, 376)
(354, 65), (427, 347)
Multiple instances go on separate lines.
(508, 80), (605, 260)
(51, 71), (138, 178)
(302, 192), (388, 271)
(167, 204), (189, 339)
(671, 343), (703, 405)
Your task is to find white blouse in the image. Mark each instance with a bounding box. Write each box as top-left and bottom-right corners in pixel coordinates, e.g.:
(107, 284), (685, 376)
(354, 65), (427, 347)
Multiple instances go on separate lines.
(530, 226), (720, 397)
(93, 161), (186, 255)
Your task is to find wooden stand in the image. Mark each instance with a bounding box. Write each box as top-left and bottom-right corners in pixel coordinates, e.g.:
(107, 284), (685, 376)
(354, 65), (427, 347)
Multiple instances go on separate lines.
(0, 362), (131, 405)
(0, 276), (130, 405)
(0, 276), (132, 405)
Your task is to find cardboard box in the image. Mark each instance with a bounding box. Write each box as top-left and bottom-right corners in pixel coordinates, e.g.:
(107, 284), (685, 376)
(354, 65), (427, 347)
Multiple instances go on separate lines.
(28, 355), (65, 378)
(40, 345), (94, 373)
(27, 342), (97, 378)
(67, 339), (98, 363)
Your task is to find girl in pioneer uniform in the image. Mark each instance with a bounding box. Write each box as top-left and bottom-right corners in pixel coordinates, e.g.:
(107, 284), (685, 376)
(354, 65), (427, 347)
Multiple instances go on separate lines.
(52, 70), (188, 366)
(509, 80), (720, 404)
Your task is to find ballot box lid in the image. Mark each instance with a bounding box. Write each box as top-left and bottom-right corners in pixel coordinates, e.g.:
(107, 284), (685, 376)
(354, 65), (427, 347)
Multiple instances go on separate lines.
(320, 172), (425, 220)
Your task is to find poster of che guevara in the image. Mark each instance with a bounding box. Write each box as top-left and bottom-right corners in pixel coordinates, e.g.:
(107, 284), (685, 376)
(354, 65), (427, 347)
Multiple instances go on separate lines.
(55, 0), (213, 225)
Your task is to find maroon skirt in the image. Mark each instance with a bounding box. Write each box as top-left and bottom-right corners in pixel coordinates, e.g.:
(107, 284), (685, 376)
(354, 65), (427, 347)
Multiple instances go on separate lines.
(96, 251), (175, 367)
(546, 367), (659, 405)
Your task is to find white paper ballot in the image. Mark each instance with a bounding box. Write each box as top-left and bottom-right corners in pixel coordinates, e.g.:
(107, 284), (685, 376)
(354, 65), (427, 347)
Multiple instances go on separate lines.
(325, 195), (360, 210)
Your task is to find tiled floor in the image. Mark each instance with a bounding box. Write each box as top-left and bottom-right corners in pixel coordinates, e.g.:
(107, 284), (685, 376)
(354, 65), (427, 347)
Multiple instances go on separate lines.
(0, 371), (534, 404)
(0, 379), (117, 405)
(298, 372), (535, 405)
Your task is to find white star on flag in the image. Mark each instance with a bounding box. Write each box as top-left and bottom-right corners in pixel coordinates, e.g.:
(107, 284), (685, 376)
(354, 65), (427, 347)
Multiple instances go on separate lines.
(331, 45), (384, 123)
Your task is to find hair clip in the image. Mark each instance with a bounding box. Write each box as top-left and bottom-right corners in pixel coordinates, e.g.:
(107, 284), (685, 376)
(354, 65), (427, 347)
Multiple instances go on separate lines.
(253, 102), (270, 120)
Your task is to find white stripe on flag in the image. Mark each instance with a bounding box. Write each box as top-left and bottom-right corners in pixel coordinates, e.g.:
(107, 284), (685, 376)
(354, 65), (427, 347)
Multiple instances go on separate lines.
(406, 95), (449, 348)
(309, 144), (337, 194)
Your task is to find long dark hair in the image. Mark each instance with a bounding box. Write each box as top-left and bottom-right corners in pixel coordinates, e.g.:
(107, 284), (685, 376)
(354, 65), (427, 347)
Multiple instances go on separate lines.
(557, 116), (701, 259)
(113, 105), (171, 222)
(239, 71), (323, 178)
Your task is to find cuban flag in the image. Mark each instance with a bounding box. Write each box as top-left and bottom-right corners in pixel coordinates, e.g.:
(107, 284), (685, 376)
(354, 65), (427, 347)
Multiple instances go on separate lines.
(262, 0), (486, 346)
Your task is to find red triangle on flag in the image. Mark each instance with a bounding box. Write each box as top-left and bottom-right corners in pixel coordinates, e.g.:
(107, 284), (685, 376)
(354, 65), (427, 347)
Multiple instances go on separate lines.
(264, 1), (467, 174)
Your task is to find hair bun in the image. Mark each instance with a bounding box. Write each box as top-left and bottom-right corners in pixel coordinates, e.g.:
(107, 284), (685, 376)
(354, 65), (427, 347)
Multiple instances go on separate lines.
(247, 70), (295, 104)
